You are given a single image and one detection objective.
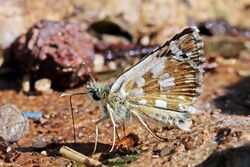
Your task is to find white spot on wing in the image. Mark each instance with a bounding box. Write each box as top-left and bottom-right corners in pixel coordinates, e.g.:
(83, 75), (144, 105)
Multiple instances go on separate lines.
(197, 42), (204, 48)
(151, 60), (165, 78)
(170, 41), (179, 53)
(184, 79), (195, 83)
(129, 88), (144, 96)
(120, 87), (127, 97)
(199, 57), (206, 62)
(179, 104), (186, 111)
(155, 100), (167, 108)
(138, 99), (147, 105)
(191, 26), (200, 33)
(136, 77), (145, 87)
(161, 73), (169, 79)
(186, 52), (192, 57)
(198, 49), (204, 55)
(160, 94), (167, 98)
(178, 96), (185, 100)
(192, 31), (201, 40)
(188, 106), (196, 113)
(176, 49), (184, 57)
(158, 77), (175, 88)
(196, 87), (202, 93)
(178, 104), (197, 113)
(170, 41), (186, 59)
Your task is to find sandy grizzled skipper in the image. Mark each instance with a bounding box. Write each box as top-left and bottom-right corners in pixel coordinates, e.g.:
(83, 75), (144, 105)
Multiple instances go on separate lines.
(62, 26), (205, 153)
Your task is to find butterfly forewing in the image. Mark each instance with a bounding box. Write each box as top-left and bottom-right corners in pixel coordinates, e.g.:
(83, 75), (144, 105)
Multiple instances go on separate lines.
(110, 27), (204, 131)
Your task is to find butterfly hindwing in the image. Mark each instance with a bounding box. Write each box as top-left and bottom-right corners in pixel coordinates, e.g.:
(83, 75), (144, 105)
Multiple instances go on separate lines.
(110, 27), (204, 131)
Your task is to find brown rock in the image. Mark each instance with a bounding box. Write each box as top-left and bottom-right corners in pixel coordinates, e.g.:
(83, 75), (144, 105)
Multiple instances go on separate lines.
(11, 20), (94, 90)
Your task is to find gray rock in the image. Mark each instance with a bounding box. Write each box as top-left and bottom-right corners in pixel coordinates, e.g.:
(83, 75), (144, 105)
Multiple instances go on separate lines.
(0, 104), (28, 142)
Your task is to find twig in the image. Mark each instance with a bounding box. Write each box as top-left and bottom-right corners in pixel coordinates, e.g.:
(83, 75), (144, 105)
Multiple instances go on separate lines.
(59, 146), (105, 167)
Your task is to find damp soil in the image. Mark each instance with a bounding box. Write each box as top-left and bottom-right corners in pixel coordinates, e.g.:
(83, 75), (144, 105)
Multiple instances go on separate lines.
(0, 58), (250, 167)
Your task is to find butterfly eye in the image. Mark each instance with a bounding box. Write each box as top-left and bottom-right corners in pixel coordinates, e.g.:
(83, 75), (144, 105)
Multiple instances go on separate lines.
(85, 82), (91, 89)
(91, 91), (101, 101)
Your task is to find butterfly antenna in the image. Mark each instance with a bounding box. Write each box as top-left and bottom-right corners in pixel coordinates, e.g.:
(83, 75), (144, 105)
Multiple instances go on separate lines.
(61, 91), (89, 143)
(80, 62), (96, 83)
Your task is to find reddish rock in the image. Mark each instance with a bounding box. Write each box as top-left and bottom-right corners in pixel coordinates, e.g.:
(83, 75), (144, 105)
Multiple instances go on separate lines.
(11, 20), (94, 89)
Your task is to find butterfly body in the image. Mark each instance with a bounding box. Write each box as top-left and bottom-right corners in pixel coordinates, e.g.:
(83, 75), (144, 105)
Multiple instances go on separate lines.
(67, 27), (205, 152)
(86, 82), (132, 123)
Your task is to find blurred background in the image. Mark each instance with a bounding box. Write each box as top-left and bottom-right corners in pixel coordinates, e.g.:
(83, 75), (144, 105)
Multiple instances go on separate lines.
(1, 0), (250, 47)
(0, 0), (250, 90)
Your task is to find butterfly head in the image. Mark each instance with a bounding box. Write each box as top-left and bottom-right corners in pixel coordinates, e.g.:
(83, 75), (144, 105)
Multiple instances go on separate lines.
(85, 82), (111, 101)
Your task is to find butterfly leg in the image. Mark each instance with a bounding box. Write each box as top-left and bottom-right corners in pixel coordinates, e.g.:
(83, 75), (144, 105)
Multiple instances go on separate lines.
(131, 110), (168, 141)
(93, 115), (109, 154)
(122, 123), (126, 137)
(116, 128), (120, 140)
(107, 104), (117, 152)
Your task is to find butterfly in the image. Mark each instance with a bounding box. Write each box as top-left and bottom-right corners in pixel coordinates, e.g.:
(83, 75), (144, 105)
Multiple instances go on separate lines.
(62, 26), (205, 153)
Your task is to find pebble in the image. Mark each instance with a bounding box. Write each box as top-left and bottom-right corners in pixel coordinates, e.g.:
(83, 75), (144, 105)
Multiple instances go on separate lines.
(93, 53), (105, 72)
(32, 139), (47, 148)
(152, 149), (161, 158)
(35, 78), (52, 93)
(0, 104), (28, 142)
(161, 147), (173, 156)
(22, 74), (30, 93)
(238, 70), (250, 77)
(41, 150), (47, 156)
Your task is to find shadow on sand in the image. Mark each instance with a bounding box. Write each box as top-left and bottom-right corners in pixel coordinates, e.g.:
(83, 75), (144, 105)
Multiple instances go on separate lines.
(16, 142), (111, 156)
(197, 144), (250, 167)
(214, 76), (250, 115)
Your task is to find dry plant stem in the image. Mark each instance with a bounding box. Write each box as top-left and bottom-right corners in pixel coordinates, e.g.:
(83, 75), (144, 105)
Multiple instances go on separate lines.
(59, 146), (105, 167)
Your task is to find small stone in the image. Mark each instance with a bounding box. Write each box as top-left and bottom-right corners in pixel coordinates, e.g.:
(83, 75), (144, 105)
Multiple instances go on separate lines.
(32, 139), (47, 148)
(238, 70), (250, 77)
(160, 147), (173, 156)
(108, 61), (117, 70)
(43, 114), (51, 119)
(34, 78), (52, 93)
(152, 149), (161, 158)
(93, 53), (105, 72)
(140, 35), (150, 45)
(0, 104), (28, 142)
(140, 145), (149, 151)
(22, 74), (30, 93)
(41, 150), (47, 156)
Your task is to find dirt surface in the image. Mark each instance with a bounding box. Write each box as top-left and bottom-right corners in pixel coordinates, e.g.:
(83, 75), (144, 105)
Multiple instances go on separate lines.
(0, 56), (249, 166)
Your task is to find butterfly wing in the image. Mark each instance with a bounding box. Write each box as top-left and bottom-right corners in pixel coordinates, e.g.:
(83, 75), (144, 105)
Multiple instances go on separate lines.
(110, 27), (204, 131)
